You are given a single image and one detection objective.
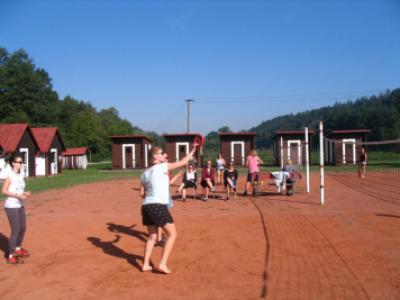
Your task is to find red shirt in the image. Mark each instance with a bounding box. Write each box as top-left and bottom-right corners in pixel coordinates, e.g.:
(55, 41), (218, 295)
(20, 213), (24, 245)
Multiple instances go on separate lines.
(201, 167), (215, 181)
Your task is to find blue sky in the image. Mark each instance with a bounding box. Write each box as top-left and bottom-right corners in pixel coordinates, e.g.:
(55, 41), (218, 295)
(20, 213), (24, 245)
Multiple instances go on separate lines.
(1, 0), (399, 135)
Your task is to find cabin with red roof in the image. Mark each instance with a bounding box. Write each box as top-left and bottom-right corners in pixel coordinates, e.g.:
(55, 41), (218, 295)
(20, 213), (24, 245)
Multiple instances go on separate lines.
(219, 132), (256, 165)
(62, 147), (89, 170)
(110, 135), (152, 169)
(31, 127), (66, 176)
(325, 129), (371, 165)
(0, 123), (39, 177)
(0, 143), (6, 178)
(274, 130), (314, 167)
(163, 133), (202, 167)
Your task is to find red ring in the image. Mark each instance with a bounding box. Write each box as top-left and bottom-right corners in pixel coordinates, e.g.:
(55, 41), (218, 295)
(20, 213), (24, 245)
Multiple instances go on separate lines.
(193, 135), (205, 147)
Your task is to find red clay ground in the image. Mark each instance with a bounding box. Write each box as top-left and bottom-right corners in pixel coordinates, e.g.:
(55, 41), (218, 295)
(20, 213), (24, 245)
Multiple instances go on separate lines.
(0, 173), (399, 300)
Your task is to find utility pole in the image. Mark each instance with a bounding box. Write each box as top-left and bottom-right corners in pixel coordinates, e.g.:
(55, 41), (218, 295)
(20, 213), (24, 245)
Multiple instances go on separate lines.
(185, 99), (194, 133)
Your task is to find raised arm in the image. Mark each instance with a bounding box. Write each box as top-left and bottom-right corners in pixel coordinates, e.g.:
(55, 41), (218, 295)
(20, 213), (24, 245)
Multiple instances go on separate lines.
(170, 170), (183, 185)
(167, 145), (197, 171)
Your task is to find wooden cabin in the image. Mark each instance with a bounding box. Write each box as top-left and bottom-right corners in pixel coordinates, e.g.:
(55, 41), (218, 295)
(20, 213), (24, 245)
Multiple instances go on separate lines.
(163, 133), (202, 167)
(219, 132), (256, 165)
(31, 127), (66, 176)
(325, 129), (371, 165)
(111, 135), (152, 169)
(0, 143), (7, 179)
(274, 130), (314, 167)
(0, 123), (39, 177)
(62, 147), (89, 170)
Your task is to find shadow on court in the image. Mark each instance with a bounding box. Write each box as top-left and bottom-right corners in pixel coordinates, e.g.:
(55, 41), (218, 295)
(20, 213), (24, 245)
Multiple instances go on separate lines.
(0, 233), (8, 258)
(106, 223), (147, 242)
(375, 213), (400, 219)
(87, 235), (144, 271)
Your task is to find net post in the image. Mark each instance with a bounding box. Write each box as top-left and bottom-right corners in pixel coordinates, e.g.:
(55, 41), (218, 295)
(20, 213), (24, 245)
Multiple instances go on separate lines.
(305, 127), (310, 193)
(280, 136), (283, 169)
(319, 121), (325, 205)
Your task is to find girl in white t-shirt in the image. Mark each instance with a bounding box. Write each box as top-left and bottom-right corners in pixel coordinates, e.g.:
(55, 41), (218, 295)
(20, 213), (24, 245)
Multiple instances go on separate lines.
(140, 144), (197, 274)
(1, 154), (32, 264)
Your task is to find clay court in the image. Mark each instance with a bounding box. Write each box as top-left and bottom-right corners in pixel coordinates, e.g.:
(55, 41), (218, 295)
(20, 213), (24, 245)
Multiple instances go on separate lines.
(0, 173), (399, 300)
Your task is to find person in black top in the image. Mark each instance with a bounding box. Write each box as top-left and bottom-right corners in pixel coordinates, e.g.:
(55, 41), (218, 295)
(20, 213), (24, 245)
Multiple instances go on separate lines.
(224, 162), (238, 200)
(358, 146), (368, 178)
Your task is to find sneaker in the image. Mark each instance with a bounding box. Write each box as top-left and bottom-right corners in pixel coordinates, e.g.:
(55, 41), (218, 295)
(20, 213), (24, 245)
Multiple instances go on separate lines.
(211, 187), (216, 192)
(7, 255), (19, 265)
(182, 197), (186, 202)
(243, 191), (248, 196)
(202, 196), (208, 201)
(15, 248), (30, 258)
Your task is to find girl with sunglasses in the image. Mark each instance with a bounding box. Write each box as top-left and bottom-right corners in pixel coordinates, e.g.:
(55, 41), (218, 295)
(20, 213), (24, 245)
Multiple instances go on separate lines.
(1, 154), (32, 264)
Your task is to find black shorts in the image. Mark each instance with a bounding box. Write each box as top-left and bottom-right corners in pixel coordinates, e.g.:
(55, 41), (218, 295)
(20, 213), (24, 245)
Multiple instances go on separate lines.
(247, 172), (259, 183)
(183, 181), (197, 189)
(141, 204), (173, 227)
(201, 179), (215, 188)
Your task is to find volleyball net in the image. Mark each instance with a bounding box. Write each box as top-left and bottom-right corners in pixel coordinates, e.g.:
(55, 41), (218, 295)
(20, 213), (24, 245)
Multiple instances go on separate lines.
(322, 136), (400, 205)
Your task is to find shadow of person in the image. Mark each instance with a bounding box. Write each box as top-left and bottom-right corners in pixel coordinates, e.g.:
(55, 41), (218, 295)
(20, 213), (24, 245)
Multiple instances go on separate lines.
(0, 233), (9, 258)
(106, 223), (147, 242)
(87, 235), (145, 271)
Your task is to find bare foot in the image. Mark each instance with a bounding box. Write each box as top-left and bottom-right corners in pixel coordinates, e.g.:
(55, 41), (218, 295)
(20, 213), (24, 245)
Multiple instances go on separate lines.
(158, 265), (171, 274)
(142, 265), (153, 272)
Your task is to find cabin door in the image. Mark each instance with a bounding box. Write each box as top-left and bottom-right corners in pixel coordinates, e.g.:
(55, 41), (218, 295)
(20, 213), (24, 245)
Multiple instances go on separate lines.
(19, 148), (29, 177)
(231, 141), (244, 165)
(176, 143), (189, 162)
(287, 140), (301, 165)
(50, 149), (58, 174)
(35, 155), (46, 176)
(342, 139), (356, 164)
(122, 144), (136, 169)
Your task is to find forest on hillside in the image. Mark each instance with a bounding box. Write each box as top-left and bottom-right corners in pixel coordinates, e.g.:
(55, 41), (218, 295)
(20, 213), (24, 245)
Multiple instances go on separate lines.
(1, 47), (399, 160)
(250, 89), (400, 149)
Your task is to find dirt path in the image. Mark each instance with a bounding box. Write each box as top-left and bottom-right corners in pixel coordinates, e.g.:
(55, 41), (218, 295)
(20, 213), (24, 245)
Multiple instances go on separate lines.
(0, 174), (398, 299)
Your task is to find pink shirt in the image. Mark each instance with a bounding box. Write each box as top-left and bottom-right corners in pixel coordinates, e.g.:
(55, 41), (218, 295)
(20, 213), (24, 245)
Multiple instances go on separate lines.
(247, 155), (260, 173)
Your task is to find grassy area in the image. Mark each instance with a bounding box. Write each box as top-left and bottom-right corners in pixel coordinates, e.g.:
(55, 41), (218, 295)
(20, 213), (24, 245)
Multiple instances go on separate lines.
(0, 163), (141, 200)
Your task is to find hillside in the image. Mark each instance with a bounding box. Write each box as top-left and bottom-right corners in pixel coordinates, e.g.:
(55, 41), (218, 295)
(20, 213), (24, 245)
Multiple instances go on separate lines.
(250, 89), (400, 148)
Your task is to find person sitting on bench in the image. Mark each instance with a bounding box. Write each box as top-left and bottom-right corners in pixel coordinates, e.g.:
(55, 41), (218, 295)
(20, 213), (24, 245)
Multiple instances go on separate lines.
(181, 164), (197, 201)
(224, 162), (238, 200)
(282, 160), (301, 195)
(200, 160), (216, 201)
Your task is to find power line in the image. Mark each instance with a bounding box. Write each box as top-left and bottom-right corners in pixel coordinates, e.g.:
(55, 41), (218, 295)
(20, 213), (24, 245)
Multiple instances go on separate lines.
(150, 103), (185, 133)
(195, 88), (389, 103)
